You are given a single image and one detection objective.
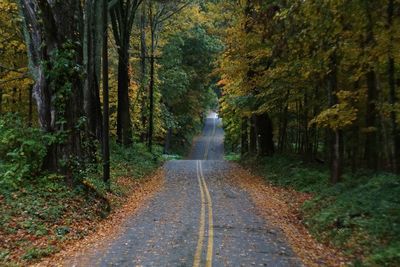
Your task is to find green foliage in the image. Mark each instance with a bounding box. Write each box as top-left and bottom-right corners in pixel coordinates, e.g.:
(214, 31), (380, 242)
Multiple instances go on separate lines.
(218, 0), (400, 174)
(22, 246), (56, 260)
(44, 42), (83, 130)
(0, 139), (163, 265)
(159, 25), (222, 154)
(246, 156), (400, 266)
(82, 141), (163, 199)
(0, 114), (50, 189)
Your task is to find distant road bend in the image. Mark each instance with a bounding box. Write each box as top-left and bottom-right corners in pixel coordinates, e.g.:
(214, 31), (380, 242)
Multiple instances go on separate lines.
(68, 112), (301, 267)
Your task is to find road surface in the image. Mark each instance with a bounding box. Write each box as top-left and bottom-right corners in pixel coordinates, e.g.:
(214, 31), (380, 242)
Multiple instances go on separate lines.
(69, 113), (301, 267)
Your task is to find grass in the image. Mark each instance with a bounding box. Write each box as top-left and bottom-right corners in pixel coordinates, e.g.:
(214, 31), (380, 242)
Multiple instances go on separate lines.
(241, 155), (400, 266)
(0, 141), (163, 266)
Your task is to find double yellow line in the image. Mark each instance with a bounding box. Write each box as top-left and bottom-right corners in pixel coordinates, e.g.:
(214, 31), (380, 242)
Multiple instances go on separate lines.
(193, 160), (214, 267)
(193, 117), (216, 267)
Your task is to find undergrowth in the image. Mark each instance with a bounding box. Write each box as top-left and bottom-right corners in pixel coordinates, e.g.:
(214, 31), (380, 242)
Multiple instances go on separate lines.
(242, 155), (400, 266)
(0, 115), (163, 265)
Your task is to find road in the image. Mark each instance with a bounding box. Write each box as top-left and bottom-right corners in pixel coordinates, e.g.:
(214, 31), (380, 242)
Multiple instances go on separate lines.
(70, 113), (301, 267)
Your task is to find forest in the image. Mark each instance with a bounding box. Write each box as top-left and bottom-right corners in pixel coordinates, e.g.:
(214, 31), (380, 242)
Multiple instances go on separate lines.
(1, 0), (400, 266)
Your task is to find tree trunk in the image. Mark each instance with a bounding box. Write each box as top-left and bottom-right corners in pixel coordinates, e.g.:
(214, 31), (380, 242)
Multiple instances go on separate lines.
(164, 127), (172, 154)
(102, 0), (110, 185)
(116, 46), (132, 146)
(28, 85), (33, 126)
(0, 88), (3, 114)
(256, 113), (274, 156)
(387, 0), (400, 173)
(240, 117), (248, 156)
(363, 2), (378, 171)
(331, 129), (343, 184)
(278, 91), (289, 152)
(327, 51), (343, 183)
(109, 1), (141, 146)
(148, 27), (155, 152)
(364, 70), (378, 170)
(140, 3), (148, 143)
(249, 115), (257, 155)
(19, 0), (85, 181)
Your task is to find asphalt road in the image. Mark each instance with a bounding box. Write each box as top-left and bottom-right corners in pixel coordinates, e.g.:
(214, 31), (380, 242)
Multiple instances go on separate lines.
(70, 113), (301, 267)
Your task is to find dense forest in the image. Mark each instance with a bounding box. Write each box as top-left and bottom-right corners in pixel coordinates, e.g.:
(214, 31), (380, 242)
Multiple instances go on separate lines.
(1, 0), (400, 266)
(0, 0), (219, 187)
(220, 0), (400, 183)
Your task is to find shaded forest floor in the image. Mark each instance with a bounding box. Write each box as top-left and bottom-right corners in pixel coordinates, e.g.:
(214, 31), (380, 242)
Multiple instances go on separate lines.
(0, 143), (164, 266)
(239, 155), (400, 266)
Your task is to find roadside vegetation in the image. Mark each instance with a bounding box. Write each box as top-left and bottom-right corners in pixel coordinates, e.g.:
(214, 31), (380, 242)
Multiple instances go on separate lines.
(0, 115), (163, 265)
(1, 0), (400, 266)
(237, 155), (400, 266)
(218, 1), (400, 266)
(0, 1), (219, 265)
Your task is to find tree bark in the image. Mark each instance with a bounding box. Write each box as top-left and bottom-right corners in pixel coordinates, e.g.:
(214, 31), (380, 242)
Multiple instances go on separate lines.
(116, 46), (133, 145)
(327, 51), (343, 183)
(28, 85), (33, 126)
(364, 70), (378, 170)
(249, 115), (257, 155)
(240, 117), (248, 156)
(148, 27), (155, 152)
(387, 0), (400, 173)
(140, 2), (148, 142)
(19, 0), (85, 181)
(83, 0), (103, 141)
(102, 0), (110, 185)
(110, 0), (141, 146)
(363, 3), (378, 170)
(256, 113), (274, 156)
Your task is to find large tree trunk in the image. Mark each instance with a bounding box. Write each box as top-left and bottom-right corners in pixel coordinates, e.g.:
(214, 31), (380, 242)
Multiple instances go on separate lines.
(109, 1), (140, 147)
(256, 113), (274, 156)
(83, 0), (103, 141)
(20, 0), (85, 181)
(116, 46), (133, 145)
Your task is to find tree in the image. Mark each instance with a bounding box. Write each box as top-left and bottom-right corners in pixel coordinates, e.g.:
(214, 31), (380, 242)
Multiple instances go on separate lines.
(109, 0), (142, 146)
(83, 0), (105, 141)
(146, 0), (191, 152)
(102, 0), (110, 184)
(159, 25), (221, 151)
(19, 0), (85, 181)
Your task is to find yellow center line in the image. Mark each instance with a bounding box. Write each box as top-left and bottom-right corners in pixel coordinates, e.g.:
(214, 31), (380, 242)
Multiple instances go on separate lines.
(194, 117), (216, 267)
(193, 160), (206, 267)
(199, 161), (214, 267)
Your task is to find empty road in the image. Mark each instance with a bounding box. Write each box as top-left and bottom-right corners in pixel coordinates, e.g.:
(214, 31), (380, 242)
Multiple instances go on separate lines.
(67, 113), (301, 267)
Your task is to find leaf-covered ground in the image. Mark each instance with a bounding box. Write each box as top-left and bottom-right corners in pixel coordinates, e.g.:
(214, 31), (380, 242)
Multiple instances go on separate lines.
(228, 162), (349, 267)
(240, 156), (400, 266)
(33, 168), (164, 267)
(0, 143), (164, 266)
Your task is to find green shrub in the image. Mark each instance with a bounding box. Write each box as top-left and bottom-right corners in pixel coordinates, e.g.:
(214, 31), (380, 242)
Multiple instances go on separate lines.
(244, 155), (400, 266)
(0, 114), (49, 189)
